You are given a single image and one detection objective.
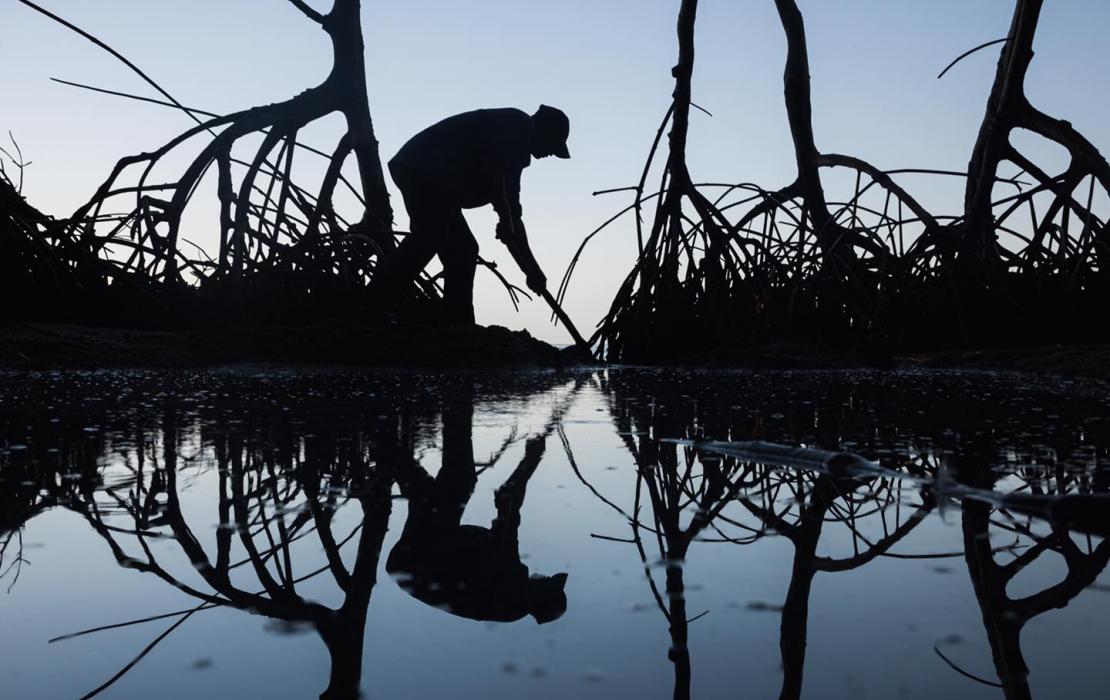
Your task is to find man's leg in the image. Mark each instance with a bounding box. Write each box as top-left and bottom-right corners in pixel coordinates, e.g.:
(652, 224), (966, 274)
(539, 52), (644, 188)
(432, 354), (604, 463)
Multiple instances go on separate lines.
(432, 378), (477, 528)
(490, 434), (547, 555)
(382, 232), (437, 296)
(373, 168), (440, 307)
(438, 210), (478, 324)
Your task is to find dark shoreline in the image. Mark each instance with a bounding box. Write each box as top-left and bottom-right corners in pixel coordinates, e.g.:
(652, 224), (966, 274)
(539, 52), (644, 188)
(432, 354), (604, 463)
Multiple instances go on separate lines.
(0, 321), (567, 371)
(2, 322), (1109, 380)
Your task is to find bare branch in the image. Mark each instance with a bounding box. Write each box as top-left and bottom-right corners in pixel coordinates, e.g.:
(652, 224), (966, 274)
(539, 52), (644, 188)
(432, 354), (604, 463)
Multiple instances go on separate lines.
(286, 0), (326, 25)
(937, 37), (1009, 79)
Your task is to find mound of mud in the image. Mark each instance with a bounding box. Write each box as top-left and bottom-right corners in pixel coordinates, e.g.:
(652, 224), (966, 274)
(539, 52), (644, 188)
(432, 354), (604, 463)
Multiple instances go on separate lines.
(0, 321), (570, 370)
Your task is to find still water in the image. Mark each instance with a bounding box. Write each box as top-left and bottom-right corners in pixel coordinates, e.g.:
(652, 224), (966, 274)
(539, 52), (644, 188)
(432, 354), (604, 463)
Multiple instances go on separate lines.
(2, 367), (1109, 700)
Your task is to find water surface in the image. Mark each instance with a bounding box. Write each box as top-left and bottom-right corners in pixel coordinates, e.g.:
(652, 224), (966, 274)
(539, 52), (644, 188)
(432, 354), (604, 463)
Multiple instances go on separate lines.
(2, 367), (1109, 699)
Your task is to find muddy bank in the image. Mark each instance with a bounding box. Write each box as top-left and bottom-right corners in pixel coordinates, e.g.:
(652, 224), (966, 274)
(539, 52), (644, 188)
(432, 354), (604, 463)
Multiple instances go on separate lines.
(680, 342), (1110, 380)
(0, 321), (568, 370)
(3, 322), (1108, 379)
(905, 344), (1110, 381)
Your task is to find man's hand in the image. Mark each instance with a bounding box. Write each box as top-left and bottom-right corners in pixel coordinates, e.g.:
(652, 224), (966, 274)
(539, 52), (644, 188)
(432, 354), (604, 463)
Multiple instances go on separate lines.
(496, 215), (545, 293)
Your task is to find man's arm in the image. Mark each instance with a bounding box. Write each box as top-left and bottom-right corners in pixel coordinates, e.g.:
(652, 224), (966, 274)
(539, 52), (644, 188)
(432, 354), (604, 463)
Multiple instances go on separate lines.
(491, 164), (546, 293)
(491, 161), (524, 225)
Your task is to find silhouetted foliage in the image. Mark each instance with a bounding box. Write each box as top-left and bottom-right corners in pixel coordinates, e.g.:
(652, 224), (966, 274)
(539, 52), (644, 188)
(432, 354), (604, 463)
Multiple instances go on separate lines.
(6, 1), (1106, 354)
(6, 0), (444, 327)
(560, 0), (1108, 361)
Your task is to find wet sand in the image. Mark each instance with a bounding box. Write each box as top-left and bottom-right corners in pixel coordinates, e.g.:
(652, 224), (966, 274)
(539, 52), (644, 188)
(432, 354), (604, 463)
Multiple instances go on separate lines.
(0, 321), (568, 370)
(3, 322), (1109, 379)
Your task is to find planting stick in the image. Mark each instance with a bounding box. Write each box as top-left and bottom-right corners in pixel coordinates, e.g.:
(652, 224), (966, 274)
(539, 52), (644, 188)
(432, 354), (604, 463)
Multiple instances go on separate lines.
(498, 180), (593, 358)
(538, 287), (592, 358)
(500, 232), (592, 357)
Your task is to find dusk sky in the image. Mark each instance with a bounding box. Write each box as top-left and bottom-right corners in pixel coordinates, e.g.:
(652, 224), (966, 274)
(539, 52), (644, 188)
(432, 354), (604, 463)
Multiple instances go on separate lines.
(3, 0), (1108, 341)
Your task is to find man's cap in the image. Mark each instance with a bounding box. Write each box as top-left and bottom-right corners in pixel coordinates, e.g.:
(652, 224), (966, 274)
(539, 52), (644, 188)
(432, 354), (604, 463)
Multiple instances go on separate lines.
(534, 105), (570, 159)
(528, 572), (569, 624)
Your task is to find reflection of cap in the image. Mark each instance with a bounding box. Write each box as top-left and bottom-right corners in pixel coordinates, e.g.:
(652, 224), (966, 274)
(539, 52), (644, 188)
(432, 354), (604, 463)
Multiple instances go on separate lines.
(528, 572), (569, 624)
(534, 105), (570, 159)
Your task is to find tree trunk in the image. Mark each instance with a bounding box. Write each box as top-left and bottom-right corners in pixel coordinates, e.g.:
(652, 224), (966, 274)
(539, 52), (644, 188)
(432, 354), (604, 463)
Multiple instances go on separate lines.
(962, 0), (1043, 265)
(773, 0), (835, 245)
(326, 0), (395, 251)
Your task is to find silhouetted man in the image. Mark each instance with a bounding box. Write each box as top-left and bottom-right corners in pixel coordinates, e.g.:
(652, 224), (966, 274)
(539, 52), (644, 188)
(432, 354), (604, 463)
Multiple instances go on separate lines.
(386, 386), (568, 624)
(380, 105), (570, 323)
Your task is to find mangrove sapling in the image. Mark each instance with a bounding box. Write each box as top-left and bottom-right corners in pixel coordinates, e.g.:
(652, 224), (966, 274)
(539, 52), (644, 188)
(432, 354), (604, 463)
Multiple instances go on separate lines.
(959, 0), (1109, 270)
(945, 0), (1110, 347)
(561, 0), (947, 361)
(17, 0), (415, 320)
(567, 0), (751, 362)
(0, 137), (141, 320)
(561, 0), (1108, 362)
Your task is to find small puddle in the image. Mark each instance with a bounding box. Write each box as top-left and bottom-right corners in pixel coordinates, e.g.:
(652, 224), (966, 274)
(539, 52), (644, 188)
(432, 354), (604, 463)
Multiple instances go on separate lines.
(1, 367), (1109, 699)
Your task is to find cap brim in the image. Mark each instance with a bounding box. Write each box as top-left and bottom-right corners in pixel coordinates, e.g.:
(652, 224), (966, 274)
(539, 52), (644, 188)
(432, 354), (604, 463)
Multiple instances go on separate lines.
(554, 143), (570, 159)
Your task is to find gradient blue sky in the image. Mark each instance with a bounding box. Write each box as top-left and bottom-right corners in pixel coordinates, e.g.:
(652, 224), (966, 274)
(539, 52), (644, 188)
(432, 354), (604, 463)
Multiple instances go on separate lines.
(2, 0), (1108, 341)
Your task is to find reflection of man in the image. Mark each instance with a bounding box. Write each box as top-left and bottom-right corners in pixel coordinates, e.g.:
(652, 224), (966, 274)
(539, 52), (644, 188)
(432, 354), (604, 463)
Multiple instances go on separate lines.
(378, 106), (570, 323)
(386, 391), (568, 623)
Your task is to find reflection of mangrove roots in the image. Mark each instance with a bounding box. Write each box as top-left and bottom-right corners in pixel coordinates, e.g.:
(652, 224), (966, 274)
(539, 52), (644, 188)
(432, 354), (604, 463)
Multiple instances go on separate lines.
(60, 416), (395, 700)
(961, 492), (1110, 696)
(580, 385), (937, 700)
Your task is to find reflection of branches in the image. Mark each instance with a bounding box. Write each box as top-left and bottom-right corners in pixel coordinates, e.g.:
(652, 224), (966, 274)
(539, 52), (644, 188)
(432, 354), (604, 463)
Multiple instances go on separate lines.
(577, 376), (944, 700)
(573, 369), (1110, 700)
(739, 469), (934, 700)
(579, 382), (778, 699)
(954, 452), (1110, 700)
(61, 410), (396, 700)
(733, 441), (1110, 699)
(476, 425), (520, 474)
(1, 413), (108, 592)
(635, 443), (759, 700)
(961, 502), (1110, 699)
(720, 441), (1110, 699)
(0, 528), (27, 593)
